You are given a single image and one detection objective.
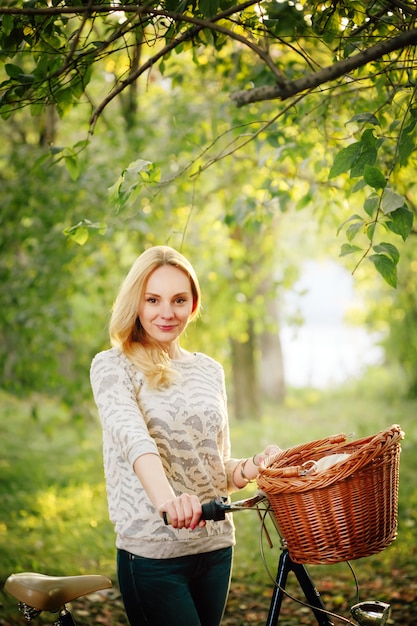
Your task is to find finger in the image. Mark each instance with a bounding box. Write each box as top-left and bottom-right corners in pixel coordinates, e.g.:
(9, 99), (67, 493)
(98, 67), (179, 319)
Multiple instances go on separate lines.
(189, 496), (203, 530)
(160, 501), (179, 527)
(177, 494), (194, 529)
(264, 444), (281, 456)
(161, 495), (203, 529)
(179, 494), (202, 530)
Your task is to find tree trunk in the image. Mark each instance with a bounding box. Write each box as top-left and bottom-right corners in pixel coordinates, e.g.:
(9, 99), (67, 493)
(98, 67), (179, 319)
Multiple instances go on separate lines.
(259, 298), (286, 403)
(230, 320), (260, 421)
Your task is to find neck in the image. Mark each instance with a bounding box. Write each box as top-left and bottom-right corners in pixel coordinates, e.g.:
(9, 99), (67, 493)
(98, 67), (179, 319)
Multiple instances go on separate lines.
(165, 341), (182, 360)
(171, 346), (192, 361)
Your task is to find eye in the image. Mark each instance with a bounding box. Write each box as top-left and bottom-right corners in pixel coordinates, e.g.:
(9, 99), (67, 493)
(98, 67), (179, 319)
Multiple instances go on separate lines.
(175, 297), (187, 304)
(146, 297), (157, 304)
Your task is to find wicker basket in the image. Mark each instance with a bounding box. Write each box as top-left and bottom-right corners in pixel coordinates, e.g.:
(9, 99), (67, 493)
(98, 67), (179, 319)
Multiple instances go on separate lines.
(257, 424), (404, 565)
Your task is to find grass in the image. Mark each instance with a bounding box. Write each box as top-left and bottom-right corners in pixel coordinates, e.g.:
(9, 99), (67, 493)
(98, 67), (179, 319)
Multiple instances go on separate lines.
(0, 393), (114, 579)
(0, 368), (415, 624)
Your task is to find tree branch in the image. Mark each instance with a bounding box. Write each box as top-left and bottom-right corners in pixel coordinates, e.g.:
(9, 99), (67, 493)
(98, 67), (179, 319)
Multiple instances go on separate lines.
(89, 3), (286, 130)
(387, 0), (417, 18)
(0, 1), (286, 127)
(231, 28), (417, 107)
(0, 2), (256, 15)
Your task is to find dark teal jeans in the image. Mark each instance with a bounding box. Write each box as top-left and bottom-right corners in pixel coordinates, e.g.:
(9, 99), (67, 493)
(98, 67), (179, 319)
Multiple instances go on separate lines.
(117, 547), (233, 626)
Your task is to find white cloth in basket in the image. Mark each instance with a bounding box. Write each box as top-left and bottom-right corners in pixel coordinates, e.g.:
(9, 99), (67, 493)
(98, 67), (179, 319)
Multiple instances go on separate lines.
(304, 452), (351, 474)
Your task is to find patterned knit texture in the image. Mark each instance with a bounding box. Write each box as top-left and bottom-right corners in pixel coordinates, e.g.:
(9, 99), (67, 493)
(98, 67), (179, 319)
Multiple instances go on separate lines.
(90, 348), (238, 558)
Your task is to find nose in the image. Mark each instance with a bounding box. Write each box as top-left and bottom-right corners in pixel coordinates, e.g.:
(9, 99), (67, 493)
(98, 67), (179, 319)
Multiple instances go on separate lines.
(160, 302), (174, 319)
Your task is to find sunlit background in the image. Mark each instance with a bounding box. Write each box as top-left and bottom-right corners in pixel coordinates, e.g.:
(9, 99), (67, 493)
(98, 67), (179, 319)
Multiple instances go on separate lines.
(281, 260), (383, 388)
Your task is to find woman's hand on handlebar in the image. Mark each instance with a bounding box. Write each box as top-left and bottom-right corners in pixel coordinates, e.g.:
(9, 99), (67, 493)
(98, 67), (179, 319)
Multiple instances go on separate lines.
(159, 493), (206, 530)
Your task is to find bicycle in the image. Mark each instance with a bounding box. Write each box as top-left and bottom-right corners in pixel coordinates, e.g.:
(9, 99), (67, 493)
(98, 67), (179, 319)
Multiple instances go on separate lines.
(5, 492), (391, 626)
(7, 423), (403, 626)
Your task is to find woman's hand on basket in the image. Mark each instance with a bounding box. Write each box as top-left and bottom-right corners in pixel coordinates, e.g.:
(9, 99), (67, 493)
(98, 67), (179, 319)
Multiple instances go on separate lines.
(234, 445), (282, 489)
(255, 445), (282, 467)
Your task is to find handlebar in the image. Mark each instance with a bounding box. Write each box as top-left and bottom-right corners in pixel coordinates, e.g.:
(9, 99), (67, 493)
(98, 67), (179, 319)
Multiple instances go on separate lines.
(200, 497), (230, 521)
(162, 492), (268, 525)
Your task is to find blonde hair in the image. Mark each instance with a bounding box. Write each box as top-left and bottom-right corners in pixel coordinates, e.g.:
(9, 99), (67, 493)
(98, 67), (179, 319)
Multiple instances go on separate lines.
(109, 246), (201, 387)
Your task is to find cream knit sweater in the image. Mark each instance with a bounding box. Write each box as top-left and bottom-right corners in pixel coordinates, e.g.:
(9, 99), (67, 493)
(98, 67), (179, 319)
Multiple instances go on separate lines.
(90, 348), (239, 559)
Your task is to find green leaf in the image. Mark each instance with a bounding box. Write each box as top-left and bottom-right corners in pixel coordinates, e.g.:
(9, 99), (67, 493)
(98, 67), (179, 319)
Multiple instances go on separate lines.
(140, 162), (161, 184)
(108, 159), (158, 214)
(329, 142), (361, 178)
(347, 113), (380, 126)
(30, 101), (44, 116)
(398, 107), (417, 165)
(64, 155), (79, 181)
(346, 220), (363, 242)
(263, 2), (307, 36)
(361, 128), (378, 147)
(66, 226), (89, 245)
(363, 165), (386, 190)
(63, 219), (107, 245)
(340, 243), (362, 257)
(389, 119), (401, 133)
(366, 222), (376, 241)
(364, 194), (379, 217)
(351, 178), (367, 193)
(199, 0), (219, 18)
(5, 63), (23, 79)
(368, 254), (397, 288)
(386, 206), (413, 241)
(17, 73), (35, 85)
(73, 138), (90, 151)
(126, 159), (155, 178)
(373, 242), (399, 265)
(350, 147), (378, 178)
(398, 132), (414, 166)
(33, 152), (52, 170)
(1, 14), (14, 36)
(348, 129), (378, 178)
(336, 213), (364, 236)
(380, 187), (406, 214)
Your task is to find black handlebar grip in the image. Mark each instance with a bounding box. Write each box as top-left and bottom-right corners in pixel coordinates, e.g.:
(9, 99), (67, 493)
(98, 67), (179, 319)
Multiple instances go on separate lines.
(162, 497), (227, 525)
(201, 498), (227, 521)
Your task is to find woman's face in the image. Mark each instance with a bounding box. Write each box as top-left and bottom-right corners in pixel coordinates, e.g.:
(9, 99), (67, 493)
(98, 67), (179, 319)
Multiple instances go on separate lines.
(138, 265), (195, 350)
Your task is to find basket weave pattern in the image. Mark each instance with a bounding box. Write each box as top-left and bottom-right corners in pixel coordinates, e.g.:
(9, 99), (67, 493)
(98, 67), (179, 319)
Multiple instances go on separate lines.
(257, 424), (404, 565)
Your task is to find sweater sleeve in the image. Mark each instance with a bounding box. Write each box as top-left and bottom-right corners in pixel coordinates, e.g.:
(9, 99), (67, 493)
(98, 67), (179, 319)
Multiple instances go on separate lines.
(90, 349), (159, 467)
(214, 361), (241, 492)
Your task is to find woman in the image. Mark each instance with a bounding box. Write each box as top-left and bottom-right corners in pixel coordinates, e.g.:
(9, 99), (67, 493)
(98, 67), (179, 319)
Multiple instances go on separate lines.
(90, 245), (280, 626)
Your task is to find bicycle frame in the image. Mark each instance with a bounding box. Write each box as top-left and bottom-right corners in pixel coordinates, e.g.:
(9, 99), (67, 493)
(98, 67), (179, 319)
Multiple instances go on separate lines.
(50, 607), (77, 626)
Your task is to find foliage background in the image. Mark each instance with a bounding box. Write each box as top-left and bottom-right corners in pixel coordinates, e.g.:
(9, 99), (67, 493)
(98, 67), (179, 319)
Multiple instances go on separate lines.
(1, 1), (417, 623)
